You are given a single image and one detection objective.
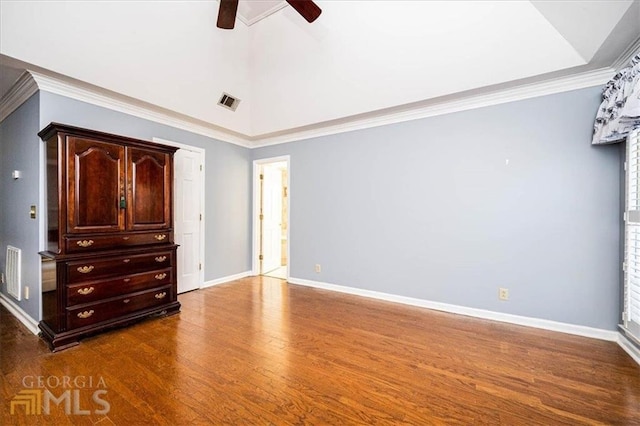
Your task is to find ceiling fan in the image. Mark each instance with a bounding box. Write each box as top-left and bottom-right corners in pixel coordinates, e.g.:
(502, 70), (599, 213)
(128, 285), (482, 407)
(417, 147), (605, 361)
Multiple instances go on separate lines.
(217, 0), (322, 29)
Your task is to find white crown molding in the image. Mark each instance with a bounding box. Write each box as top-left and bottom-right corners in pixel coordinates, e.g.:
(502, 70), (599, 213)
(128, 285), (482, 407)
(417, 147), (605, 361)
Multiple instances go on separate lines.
(2, 66), (613, 150)
(251, 67), (616, 147)
(0, 293), (39, 335)
(0, 71), (38, 122)
(612, 36), (640, 71)
(28, 71), (252, 148)
(288, 277), (620, 342)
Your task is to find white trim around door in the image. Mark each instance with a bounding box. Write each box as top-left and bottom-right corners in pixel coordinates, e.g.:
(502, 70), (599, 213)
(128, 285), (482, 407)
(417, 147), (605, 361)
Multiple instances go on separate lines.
(252, 156), (291, 279)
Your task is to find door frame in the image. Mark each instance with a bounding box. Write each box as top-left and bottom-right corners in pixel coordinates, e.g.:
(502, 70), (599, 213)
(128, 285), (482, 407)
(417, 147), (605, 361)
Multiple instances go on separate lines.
(252, 156), (290, 278)
(153, 137), (205, 291)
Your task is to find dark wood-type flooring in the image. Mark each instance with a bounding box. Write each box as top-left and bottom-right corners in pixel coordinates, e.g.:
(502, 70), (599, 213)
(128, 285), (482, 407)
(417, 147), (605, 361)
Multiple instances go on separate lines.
(1, 276), (639, 425)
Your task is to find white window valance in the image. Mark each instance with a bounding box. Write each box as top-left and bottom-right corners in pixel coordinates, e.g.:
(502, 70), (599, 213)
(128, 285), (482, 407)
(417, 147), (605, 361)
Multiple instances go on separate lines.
(592, 54), (640, 145)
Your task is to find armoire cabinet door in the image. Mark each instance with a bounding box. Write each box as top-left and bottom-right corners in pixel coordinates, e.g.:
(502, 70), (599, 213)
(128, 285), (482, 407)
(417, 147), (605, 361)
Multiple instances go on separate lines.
(127, 147), (172, 230)
(67, 137), (126, 233)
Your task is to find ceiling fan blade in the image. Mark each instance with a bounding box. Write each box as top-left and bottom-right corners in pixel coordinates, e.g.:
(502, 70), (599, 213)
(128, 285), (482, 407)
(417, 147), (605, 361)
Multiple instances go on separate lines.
(286, 0), (322, 23)
(217, 0), (239, 29)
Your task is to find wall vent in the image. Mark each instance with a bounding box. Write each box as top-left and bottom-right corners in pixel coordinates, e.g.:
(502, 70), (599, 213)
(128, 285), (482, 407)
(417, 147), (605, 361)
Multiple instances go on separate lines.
(218, 92), (241, 111)
(6, 246), (22, 301)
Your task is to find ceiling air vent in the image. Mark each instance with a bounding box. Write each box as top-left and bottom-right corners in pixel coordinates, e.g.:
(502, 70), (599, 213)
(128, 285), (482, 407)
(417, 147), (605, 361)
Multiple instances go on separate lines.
(218, 92), (240, 111)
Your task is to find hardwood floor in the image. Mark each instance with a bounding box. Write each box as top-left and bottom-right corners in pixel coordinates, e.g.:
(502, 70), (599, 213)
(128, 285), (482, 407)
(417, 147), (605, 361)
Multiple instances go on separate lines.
(2, 276), (639, 425)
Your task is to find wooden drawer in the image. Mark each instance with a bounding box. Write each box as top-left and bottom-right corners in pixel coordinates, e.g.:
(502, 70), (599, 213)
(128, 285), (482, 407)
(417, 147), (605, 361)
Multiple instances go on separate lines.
(67, 251), (173, 283)
(65, 231), (172, 253)
(67, 286), (172, 329)
(67, 268), (172, 305)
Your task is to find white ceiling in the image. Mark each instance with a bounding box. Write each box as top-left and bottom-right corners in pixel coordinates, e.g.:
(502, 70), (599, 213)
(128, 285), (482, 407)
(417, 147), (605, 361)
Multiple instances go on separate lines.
(1, 1), (639, 141)
(236, 0), (287, 26)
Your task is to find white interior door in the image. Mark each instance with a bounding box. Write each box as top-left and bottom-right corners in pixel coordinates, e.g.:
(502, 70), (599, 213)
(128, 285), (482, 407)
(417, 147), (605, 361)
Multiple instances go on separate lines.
(261, 164), (283, 274)
(174, 148), (203, 293)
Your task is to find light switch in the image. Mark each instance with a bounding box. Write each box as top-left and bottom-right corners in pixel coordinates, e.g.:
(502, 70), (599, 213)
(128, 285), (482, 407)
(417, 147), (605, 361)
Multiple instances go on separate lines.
(30, 205), (36, 219)
(12, 170), (21, 179)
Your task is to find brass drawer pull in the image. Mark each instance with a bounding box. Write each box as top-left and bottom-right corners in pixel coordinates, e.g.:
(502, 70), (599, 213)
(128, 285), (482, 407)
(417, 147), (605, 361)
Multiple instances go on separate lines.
(155, 256), (167, 263)
(155, 292), (167, 299)
(123, 259), (131, 263)
(122, 236), (130, 240)
(77, 287), (94, 295)
(77, 310), (94, 319)
(123, 299), (130, 304)
(77, 266), (94, 274)
(76, 240), (94, 248)
(154, 273), (167, 280)
(123, 278), (131, 283)
(154, 234), (166, 241)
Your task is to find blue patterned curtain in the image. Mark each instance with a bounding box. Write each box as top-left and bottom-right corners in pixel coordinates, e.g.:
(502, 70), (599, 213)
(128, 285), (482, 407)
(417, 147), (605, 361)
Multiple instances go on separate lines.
(592, 54), (640, 145)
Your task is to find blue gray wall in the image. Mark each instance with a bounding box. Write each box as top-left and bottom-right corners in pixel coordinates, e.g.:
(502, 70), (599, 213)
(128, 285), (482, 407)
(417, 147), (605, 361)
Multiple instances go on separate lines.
(0, 85), (623, 331)
(0, 92), (41, 320)
(253, 87), (622, 330)
(0, 90), (252, 322)
(38, 92), (253, 283)
(40, 92), (251, 281)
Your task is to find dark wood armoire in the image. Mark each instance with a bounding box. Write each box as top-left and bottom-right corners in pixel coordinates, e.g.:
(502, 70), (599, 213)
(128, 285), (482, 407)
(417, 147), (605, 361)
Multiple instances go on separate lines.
(38, 123), (180, 351)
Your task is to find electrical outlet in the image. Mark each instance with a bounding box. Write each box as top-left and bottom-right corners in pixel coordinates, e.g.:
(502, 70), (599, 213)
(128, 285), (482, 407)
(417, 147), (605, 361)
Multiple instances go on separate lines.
(315, 264), (321, 273)
(24, 286), (30, 300)
(0, 272), (4, 284)
(499, 288), (509, 301)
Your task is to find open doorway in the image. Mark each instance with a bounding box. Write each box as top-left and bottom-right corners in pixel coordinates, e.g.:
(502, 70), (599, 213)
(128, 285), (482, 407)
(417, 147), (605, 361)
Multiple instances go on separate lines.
(253, 157), (290, 280)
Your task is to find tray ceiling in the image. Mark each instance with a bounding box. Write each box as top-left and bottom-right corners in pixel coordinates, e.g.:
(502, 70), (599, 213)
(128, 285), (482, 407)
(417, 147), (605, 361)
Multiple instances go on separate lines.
(1, 0), (638, 142)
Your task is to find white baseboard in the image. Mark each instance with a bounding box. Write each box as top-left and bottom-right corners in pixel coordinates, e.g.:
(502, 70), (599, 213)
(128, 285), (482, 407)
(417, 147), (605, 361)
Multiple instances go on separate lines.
(618, 333), (640, 366)
(202, 271), (252, 289)
(0, 293), (39, 335)
(288, 277), (619, 342)
(2, 272), (635, 366)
